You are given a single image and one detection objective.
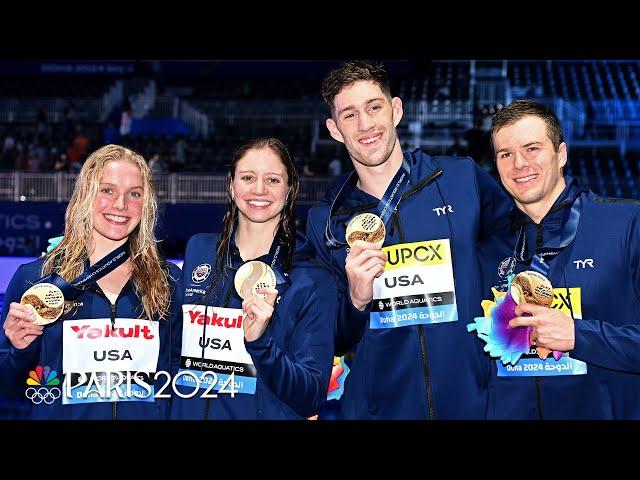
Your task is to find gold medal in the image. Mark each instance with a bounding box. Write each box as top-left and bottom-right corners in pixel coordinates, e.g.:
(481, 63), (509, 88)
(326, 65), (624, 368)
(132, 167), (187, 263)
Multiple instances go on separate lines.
(345, 213), (386, 247)
(510, 271), (554, 360)
(234, 261), (277, 300)
(20, 283), (65, 325)
(510, 271), (553, 307)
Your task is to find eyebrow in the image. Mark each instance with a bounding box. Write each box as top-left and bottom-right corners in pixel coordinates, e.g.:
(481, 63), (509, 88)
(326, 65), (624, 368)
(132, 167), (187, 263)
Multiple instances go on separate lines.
(238, 170), (284, 176)
(100, 182), (144, 189)
(495, 141), (543, 155)
(337, 97), (385, 116)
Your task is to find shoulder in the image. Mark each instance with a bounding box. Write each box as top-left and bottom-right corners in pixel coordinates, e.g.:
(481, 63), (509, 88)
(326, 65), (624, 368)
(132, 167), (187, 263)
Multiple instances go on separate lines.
(165, 261), (183, 284)
(584, 191), (640, 220)
(289, 259), (337, 296)
(307, 199), (331, 226)
(185, 233), (219, 259)
(11, 257), (45, 282)
(411, 148), (475, 172)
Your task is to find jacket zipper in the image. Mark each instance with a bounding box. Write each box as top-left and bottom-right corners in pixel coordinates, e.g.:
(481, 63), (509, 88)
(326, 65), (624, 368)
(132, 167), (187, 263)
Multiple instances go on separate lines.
(204, 282), (234, 420)
(110, 301), (117, 420)
(534, 223), (545, 420)
(90, 282), (131, 421)
(393, 212), (436, 419)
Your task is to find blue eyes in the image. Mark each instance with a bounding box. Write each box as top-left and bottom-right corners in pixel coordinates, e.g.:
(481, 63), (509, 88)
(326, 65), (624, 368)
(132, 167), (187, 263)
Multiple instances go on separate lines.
(100, 188), (142, 198)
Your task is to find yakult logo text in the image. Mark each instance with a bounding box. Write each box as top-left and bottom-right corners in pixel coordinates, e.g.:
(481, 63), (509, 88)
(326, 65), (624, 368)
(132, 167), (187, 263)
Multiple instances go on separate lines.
(188, 310), (243, 329)
(70, 324), (155, 340)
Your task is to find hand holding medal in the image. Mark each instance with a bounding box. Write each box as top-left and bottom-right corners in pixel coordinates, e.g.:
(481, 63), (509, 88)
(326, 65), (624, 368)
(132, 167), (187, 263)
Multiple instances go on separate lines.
(467, 271), (562, 365)
(3, 302), (45, 350)
(344, 217), (387, 311)
(235, 261), (279, 342)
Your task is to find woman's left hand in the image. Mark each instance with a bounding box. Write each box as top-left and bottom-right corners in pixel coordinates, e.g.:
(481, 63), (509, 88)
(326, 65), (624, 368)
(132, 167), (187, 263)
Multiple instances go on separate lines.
(242, 288), (279, 342)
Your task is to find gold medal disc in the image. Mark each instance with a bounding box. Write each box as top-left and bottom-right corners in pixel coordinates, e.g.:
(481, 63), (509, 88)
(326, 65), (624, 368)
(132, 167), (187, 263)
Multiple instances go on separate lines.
(20, 283), (65, 325)
(345, 213), (386, 247)
(234, 261), (277, 300)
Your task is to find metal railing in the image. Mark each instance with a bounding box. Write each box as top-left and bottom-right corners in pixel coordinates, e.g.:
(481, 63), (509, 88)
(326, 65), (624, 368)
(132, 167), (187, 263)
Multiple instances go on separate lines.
(0, 97), (103, 123)
(0, 172), (338, 205)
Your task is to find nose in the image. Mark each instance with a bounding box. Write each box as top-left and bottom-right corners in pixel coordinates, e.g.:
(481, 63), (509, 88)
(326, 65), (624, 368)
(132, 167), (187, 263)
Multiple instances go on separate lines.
(358, 112), (375, 132)
(113, 193), (127, 210)
(513, 151), (529, 170)
(252, 177), (266, 195)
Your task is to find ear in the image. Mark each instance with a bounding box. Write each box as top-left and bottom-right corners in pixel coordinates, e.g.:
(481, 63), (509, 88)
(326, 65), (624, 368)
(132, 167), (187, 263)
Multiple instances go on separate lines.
(557, 142), (568, 169)
(391, 97), (403, 127)
(229, 183), (235, 201)
(326, 117), (345, 144)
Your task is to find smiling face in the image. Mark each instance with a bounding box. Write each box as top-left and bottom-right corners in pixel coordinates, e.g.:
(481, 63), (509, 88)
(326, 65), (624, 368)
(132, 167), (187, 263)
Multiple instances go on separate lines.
(92, 159), (144, 243)
(230, 147), (289, 230)
(325, 80), (403, 168)
(493, 115), (567, 222)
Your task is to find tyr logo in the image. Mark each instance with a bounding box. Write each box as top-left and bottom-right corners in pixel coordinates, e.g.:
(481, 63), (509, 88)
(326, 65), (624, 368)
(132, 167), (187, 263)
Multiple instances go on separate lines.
(573, 259), (594, 269)
(433, 205), (454, 216)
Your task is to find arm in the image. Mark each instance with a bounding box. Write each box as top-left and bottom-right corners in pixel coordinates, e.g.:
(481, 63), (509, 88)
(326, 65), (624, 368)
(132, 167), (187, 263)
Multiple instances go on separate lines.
(244, 275), (337, 417)
(570, 206), (640, 372)
(473, 161), (512, 242)
(305, 207), (376, 355)
(510, 207), (640, 373)
(0, 265), (43, 399)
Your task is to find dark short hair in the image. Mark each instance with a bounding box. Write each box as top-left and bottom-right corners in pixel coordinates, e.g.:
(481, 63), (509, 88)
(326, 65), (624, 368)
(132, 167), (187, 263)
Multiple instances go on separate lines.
(491, 99), (564, 151)
(321, 60), (392, 114)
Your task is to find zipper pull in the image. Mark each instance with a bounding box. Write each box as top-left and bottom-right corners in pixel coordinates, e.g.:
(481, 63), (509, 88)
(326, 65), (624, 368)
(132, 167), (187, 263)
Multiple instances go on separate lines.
(110, 302), (116, 329)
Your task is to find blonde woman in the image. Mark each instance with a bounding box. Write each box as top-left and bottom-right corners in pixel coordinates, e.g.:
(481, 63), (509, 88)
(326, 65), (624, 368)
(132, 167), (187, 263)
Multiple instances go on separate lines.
(0, 145), (182, 419)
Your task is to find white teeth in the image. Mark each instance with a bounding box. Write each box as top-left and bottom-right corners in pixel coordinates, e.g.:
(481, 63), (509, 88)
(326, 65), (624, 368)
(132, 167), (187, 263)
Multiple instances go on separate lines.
(515, 174), (537, 183)
(361, 134), (381, 144)
(105, 214), (128, 223)
(248, 200), (270, 207)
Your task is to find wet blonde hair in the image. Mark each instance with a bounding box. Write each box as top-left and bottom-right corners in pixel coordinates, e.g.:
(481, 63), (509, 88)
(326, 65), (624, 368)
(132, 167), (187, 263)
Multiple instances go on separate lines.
(42, 144), (173, 320)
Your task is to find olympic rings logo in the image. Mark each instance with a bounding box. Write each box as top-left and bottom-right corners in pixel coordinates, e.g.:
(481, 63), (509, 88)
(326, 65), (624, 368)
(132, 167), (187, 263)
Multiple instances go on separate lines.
(25, 387), (61, 405)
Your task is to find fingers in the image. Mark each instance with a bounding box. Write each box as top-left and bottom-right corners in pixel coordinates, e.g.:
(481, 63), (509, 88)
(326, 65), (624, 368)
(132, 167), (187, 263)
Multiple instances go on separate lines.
(349, 240), (382, 256)
(255, 288), (279, 307)
(10, 322), (44, 339)
(346, 245), (386, 264)
(346, 251), (386, 280)
(508, 316), (537, 328)
(514, 302), (547, 316)
(5, 320), (44, 349)
(242, 298), (256, 320)
(6, 303), (36, 324)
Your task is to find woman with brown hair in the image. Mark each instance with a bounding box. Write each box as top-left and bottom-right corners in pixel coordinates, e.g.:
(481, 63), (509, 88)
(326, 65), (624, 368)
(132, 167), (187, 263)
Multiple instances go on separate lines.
(171, 138), (336, 419)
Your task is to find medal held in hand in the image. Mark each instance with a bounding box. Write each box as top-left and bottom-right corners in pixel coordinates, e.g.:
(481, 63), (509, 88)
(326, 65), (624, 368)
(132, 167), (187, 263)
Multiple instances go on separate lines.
(234, 261), (277, 300)
(467, 270), (562, 365)
(345, 213), (386, 247)
(21, 283), (65, 325)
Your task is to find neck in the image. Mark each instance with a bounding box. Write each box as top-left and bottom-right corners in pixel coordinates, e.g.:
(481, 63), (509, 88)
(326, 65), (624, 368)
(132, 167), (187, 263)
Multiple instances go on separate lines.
(353, 140), (404, 199)
(90, 232), (128, 264)
(517, 178), (567, 224)
(235, 216), (278, 261)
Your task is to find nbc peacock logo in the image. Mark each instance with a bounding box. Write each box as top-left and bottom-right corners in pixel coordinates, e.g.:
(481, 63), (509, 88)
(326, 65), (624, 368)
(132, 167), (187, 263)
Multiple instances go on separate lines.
(25, 366), (62, 405)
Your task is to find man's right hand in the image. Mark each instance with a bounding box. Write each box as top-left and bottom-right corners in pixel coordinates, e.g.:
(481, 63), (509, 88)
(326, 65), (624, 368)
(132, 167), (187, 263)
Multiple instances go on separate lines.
(3, 302), (44, 350)
(345, 240), (387, 311)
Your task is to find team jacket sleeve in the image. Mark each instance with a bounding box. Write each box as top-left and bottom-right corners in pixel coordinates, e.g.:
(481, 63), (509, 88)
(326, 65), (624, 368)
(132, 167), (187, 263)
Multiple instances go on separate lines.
(0, 265), (42, 399)
(169, 265), (184, 377)
(244, 274), (337, 418)
(305, 206), (369, 356)
(473, 161), (512, 241)
(572, 207), (640, 373)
